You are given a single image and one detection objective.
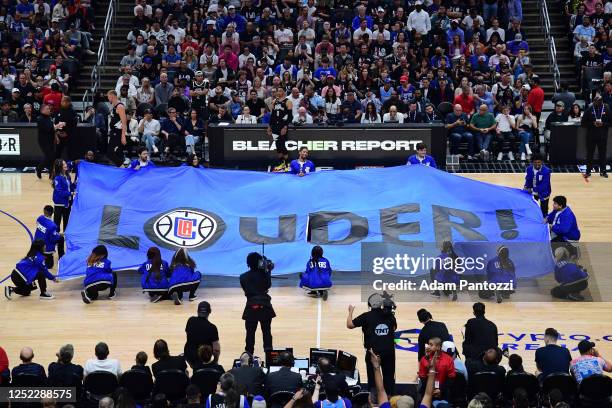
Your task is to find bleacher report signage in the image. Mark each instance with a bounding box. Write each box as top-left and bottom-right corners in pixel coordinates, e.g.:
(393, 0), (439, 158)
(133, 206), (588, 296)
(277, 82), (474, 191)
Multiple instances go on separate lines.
(0, 134), (20, 155)
(208, 124), (446, 167)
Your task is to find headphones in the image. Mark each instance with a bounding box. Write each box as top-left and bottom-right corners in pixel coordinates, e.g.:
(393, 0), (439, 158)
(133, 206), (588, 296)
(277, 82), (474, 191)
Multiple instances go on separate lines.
(367, 291), (397, 311)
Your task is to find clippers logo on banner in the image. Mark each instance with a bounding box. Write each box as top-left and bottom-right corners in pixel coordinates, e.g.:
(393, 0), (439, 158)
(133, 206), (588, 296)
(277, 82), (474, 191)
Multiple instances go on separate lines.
(147, 208), (224, 249)
(0, 134), (20, 155)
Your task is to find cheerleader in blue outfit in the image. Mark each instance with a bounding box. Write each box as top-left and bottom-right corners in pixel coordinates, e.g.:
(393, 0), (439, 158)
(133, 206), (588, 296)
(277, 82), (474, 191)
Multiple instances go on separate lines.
(51, 159), (74, 258)
(430, 241), (460, 301)
(5, 240), (58, 300)
(138, 247), (171, 303)
(299, 246), (332, 300)
(81, 245), (117, 304)
(168, 248), (201, 305)
(485, 246), (516, 303)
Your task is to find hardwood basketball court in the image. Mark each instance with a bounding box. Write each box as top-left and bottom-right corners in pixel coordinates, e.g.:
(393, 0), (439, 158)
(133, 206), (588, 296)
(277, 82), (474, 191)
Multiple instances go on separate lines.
(1, 172), (611, 382)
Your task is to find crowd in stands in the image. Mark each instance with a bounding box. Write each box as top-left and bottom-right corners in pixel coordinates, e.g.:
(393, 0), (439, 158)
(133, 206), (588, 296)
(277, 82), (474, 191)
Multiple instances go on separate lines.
(1, 302), (611, 408)
(88, 0), (556, 164)
(0, 0), (96, 123)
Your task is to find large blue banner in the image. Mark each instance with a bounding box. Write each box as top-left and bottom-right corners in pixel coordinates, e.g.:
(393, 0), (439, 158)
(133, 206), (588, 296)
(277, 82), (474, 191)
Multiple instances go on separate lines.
(59, 162), (554, 279)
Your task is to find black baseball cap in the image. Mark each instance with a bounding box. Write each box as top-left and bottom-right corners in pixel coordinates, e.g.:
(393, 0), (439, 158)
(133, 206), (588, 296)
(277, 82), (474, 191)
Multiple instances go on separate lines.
(578, 340), (595, 354)
(198, 301), (211, 316)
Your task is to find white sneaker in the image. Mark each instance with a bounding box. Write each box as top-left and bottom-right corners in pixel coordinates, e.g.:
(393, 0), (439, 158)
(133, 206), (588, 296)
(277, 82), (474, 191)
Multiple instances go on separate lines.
(520, 152), (526, 161)
(164, 147), (170, 153)
(497, 152), (503, 161)
(508, 151), (515, 161)
(483, 150), (490, 161)
(5, 286), (13, 300)
(39, 292), (54, 300)
(153, 145), (159, 154)
(130, 136), (139, 143)
(525, 144), (532, 155)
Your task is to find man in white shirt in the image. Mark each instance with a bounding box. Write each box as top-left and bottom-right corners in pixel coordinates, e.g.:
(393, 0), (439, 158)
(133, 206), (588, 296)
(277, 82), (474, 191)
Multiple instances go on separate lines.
(293, 107), (313, 124)
(238, 46), (256, 69)
(382, 105), (405, 123)
(138, 109), (162, 154)
(167, 18), (186, 44)
(486, 18), (505, 42)
(494, 105), (516, 161)
(288, 87), (304, 117)
(407, 1), (431, 35)
(84, 342), (122, 378)
(353, 19), (373, 44)
(115, 74), (138, 98)
(236, 106), (258, 123)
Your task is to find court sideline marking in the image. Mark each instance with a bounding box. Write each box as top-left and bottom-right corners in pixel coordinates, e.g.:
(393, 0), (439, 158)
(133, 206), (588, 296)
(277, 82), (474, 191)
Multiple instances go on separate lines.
(0, 209), (33, 284)
(316, 297), (322, 347)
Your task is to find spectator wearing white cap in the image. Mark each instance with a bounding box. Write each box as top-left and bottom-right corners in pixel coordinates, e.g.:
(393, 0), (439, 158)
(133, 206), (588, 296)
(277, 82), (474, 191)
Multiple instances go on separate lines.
(442, 341), (468, 381)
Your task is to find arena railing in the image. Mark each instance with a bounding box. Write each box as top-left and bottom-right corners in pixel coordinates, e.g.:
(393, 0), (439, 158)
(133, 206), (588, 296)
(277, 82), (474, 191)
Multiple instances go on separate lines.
(82, 0), (117, 109)
(539, 0), (561, 92)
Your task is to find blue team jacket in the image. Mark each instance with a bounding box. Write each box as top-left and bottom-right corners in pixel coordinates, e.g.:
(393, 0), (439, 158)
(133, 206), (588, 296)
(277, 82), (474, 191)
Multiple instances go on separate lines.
(289, 159), (315, 175)
(14, 253), (56, 284)
(432, 251), (460, 284)
(34, 215), (61, 254)
(83, 258), (114, 287)
(407, 154), (437, 168)
(524, 165), (551, 199)
(138, 260), (170, 291)
(129, 160), (156, 170)
(52, 174), (74, 207)
(547, 207), (581, 241)
(554, 261), (588, 284)
(168, 265), (201, 289)
(299, 257), (332, 289)
(486, 256), (516, 285)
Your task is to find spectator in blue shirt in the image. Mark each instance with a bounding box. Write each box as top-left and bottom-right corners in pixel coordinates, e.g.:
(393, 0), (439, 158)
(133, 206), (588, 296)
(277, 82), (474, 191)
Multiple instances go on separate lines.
(223, 5), (247, 33)
(407, 142), (437, 168)
(351, 5), (373, 30)
(446, 20), (464, 45)
(445, 104), (474, 159)
(547, 196), (581, 242)
(551, 247), (589, 301)
(11, 347), (46, 381)
(160, 107), (184, 158)
(313, 57), (337, 82)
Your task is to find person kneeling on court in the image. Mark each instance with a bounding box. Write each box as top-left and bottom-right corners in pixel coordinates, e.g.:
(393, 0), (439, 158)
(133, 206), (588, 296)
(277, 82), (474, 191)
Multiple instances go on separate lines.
(551, 247), (589, 301)
(484, 245), (516, 304)
(5, 240), (59, 300)
(139, 247), (170, 303)
(299, 245), (332, 300)
(168, 248), (201, 305)
(546, 195), (581, 259)
(81, 245), (117, 304)
(430, 241), (460, 301)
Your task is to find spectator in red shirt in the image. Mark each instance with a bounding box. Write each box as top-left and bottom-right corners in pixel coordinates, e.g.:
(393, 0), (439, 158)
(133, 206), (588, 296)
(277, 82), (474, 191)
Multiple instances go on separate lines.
(527, 75), (545, 123)
(454, 85), (475, 117)
(0, 346), (9, 384)
(42, 83), (63, 115)
(418, 337), (456, 400)
(219, 45), (239, 71)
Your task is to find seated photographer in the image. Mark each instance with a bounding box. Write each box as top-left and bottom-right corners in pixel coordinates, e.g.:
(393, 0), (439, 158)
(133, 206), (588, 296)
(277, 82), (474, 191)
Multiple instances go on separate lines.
(192, 344), (225, 373)
(264, 351), (303, 397)
(292, 106), (313, 125)
(299, 245), (332, 300)
(316, 357), (349, 401)
(228, 352), (266, 396)
(290, 147), (315, 176)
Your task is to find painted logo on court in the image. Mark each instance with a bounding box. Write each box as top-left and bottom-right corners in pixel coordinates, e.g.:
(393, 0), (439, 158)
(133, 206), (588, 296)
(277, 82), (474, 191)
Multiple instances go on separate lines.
(144, 208), (226, 250)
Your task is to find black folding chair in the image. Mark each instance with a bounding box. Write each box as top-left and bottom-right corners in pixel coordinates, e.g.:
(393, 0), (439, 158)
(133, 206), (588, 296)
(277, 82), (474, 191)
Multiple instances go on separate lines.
(450, 372), (468, 408)
(504, 372), (539, 404)
(578, 374), (612, 407)
(190, 368), (222, 400)
(83, 371), (119, 402)
(11, 373), (46, 386)
(437, 102), (453, 117)
(469, 371), (503, 401)
(119, 369), (153, 404)
(269, 391), (295, 408)
(541, 372), (577, 404)
(154, 369), (189, 403)
(48, 371), (83, 405)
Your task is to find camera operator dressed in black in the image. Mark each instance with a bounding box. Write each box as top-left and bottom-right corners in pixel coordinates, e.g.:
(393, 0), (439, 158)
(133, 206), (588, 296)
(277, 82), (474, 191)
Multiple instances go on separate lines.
(347, 294), (397, 396)
(240, 252), (276, 354)
(267, 88), (293, 168)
